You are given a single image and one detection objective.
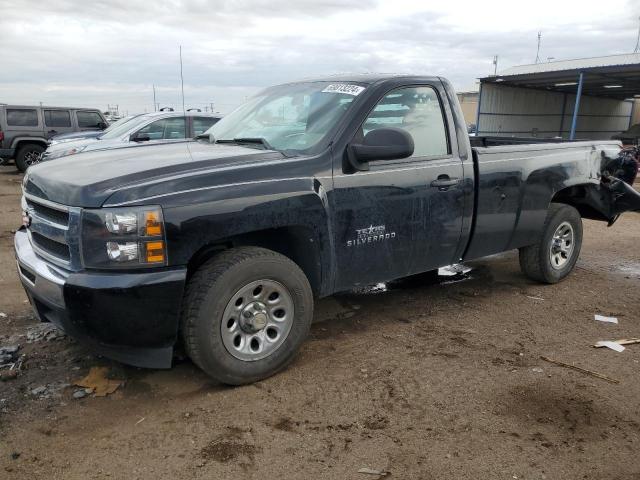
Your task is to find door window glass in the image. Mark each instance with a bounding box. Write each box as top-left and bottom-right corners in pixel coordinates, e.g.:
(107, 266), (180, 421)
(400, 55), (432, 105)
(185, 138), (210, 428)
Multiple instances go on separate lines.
(77, 111), (104, 128)
(136, 117), (186, 140)
(44, 110), (71, 127)
(7, 109), (38, 127)
(193, 117), (219, 135)
(363, 86), (449, 158)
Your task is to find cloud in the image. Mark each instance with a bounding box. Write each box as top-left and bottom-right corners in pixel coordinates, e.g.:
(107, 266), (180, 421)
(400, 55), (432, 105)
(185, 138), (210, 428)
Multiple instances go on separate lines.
(0, 0), (638, 113)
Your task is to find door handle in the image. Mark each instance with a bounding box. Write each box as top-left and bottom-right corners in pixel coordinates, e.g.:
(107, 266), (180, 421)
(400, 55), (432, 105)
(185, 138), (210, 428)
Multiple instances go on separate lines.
(430, 176), (460, 189)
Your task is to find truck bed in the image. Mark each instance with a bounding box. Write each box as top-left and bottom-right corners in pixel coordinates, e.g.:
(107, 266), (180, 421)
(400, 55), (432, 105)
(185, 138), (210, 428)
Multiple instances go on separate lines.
(463, 140), (623, 261)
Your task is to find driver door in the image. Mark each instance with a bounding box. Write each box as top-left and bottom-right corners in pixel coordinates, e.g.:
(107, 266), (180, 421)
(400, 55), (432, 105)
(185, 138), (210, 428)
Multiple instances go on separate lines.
(331, 84), (465, 290)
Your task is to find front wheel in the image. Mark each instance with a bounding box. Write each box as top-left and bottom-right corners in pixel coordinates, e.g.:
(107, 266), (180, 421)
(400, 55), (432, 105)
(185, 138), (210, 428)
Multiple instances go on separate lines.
(181, 247), (313, 385)
(519, 203), (583, 284)
(15, 144), (44, 172)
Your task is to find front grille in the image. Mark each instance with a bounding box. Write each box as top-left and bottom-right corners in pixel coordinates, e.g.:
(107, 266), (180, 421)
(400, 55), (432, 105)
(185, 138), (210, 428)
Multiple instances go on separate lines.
(26, 199), (69, 225)
(22, 193), (81, 270)
(31, 231), (70, 261)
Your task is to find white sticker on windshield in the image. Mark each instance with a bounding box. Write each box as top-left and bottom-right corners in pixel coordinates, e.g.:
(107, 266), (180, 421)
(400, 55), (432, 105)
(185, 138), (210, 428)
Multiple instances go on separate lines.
(321, 84), (365, 96)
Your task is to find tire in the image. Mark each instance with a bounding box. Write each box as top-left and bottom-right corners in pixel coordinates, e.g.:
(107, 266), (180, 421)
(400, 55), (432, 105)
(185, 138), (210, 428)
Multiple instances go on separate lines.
(519, 203), (583, 284)
(181, 247), (314, 385)
(15, 144), (44, 172)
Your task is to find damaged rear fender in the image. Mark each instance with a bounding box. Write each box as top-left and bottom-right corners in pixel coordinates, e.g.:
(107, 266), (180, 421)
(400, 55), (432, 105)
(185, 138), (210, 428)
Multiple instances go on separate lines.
(552, 179), (640, 226)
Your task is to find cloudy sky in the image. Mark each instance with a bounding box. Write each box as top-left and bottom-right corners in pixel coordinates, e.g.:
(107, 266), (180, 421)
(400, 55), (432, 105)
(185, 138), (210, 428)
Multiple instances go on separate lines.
(1, 0), (638, 115)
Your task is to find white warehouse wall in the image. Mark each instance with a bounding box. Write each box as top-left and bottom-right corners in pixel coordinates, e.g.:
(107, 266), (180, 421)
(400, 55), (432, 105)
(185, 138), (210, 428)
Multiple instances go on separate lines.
(477, 83), (633, 140)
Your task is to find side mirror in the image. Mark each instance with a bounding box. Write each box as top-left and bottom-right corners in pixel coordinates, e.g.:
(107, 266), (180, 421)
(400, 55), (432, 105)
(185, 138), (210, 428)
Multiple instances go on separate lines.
(131, 133), (151, 142)
(98, 122), (108, 130)
(347, 127), (414, 171)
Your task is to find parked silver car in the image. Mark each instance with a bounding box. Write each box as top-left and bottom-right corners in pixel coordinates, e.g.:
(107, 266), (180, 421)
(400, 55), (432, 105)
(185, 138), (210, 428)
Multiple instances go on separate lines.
(41, 110), (221, 163)
(48, 114), (142, 146)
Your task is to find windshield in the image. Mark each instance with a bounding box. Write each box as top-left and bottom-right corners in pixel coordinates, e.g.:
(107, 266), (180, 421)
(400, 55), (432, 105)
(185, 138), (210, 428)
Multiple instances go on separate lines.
(204, 81), (366, 154)
(101, 115), (135, 134)
(99, 114), (151, 140)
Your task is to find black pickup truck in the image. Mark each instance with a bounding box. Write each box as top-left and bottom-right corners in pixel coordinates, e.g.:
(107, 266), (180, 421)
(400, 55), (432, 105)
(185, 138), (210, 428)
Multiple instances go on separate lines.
(15, 75), (640, 384)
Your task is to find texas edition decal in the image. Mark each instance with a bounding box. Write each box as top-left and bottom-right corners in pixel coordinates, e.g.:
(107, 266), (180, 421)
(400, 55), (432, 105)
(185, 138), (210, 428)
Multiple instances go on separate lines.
(347, 225), (396, 247)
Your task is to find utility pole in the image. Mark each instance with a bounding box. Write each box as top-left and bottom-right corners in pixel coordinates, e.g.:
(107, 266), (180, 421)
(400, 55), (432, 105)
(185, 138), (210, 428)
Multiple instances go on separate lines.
(535, 31), (542, 63)
(492, 55), (499, 75)
(634, 16), (640, 53)
(179, 46), (185, 113)
(153, 84), (157, 112)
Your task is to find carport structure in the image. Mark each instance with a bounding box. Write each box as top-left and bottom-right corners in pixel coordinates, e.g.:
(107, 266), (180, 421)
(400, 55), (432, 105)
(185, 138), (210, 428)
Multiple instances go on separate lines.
(476, 53), (640, 140)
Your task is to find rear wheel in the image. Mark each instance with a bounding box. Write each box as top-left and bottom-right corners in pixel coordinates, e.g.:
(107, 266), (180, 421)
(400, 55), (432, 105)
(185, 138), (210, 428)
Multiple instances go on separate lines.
(15, 144), (44, 172)
(519, 203), (582, 284)
(181, 247), (313, 385)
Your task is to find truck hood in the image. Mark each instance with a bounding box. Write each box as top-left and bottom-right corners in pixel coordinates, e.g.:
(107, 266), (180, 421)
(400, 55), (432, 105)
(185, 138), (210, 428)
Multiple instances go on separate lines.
(24, 141), (284, 207)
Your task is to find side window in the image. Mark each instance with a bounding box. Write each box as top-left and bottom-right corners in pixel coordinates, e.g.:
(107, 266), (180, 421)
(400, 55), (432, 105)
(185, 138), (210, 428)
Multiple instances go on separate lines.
(363, 86), (449, 158)
(7, 109), (38, 127)
(136, 117), (186, 140)
(44, 110), (71, 127)
(193, 117), (219, 136)
(77, 111), (104, 128)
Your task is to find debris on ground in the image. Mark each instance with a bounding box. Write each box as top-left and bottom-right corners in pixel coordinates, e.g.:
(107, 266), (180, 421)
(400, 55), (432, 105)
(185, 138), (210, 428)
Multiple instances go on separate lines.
(525, 295), (544, 301)
(438, 264), (472, 276)
(74, 366), (123, 397)
(0, 312), (7, 318)
(594, 314), (618, 324)
(531, 367), (544, 373)
(0, 344), (20, 363)
(0, 370), (18, 381)
(26, 323), (66, 342)
(72, 388), (92, 399)
(540, 356), (620, 384)
(595, 341), (626, 352)
(594, 338), (640, 349)
(30, 385), (47, 396)
(358, 467), (389, 477)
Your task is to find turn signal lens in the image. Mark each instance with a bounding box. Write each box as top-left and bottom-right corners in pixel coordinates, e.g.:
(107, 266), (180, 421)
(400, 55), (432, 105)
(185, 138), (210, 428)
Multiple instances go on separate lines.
(144, 210), (162, 236)
(145, 241), (165, 263)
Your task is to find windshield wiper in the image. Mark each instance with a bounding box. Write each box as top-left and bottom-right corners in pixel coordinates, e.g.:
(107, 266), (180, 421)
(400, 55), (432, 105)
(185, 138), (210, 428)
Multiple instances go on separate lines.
(216, 137), (273, 150)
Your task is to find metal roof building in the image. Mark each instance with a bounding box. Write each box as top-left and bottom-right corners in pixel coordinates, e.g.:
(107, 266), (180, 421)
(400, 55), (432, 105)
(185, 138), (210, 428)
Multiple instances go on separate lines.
(476, 53), (640, 140)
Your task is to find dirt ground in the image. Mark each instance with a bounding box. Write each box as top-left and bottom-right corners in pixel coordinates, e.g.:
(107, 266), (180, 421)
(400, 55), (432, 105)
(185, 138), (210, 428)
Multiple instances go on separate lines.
(0, 164), (639, 479)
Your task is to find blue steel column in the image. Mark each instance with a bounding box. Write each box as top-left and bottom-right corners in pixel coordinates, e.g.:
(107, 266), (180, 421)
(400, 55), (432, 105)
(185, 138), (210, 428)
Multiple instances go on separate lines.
(569, 72), (584, 140)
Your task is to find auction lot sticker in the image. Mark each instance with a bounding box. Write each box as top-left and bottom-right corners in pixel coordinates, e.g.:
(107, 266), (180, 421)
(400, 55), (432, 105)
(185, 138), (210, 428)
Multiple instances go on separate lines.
(322, 84), (366, 96)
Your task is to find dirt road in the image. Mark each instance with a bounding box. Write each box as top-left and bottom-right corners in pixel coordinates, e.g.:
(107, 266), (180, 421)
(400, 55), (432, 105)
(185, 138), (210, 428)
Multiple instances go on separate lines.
(1, 165), (639, 479)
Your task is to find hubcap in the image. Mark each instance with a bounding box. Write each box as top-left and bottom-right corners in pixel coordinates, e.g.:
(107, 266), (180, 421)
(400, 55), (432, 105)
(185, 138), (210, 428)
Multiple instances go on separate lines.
(221, 279), (294, 361)
(549, 221), (574, 270)
(24, 150), (42, 166)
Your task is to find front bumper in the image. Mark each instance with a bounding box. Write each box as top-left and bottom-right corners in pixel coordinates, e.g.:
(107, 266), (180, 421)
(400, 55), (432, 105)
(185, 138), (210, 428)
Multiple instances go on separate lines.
(15, 229), (187, 368)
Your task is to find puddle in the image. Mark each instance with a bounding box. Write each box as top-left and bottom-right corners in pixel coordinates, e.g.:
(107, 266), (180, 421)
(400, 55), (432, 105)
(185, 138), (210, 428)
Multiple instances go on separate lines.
(615, 263), (640, 277)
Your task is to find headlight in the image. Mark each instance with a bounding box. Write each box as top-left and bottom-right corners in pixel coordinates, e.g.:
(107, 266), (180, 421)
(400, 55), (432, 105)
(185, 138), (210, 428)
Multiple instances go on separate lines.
(81, 206), (167, 269)
(46, 145), (87, 160)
